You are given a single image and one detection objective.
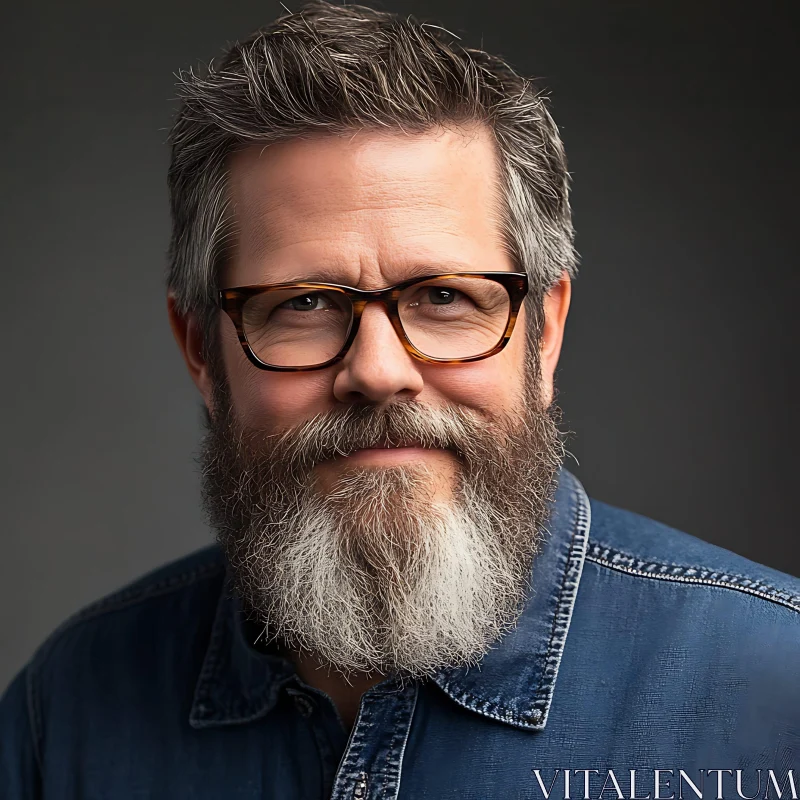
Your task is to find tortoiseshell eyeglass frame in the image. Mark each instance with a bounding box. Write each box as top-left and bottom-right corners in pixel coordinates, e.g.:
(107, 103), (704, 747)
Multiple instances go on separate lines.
(217, 271), (529, 372)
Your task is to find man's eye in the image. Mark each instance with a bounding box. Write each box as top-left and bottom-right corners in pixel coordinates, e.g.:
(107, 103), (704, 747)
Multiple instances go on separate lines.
(280, 293), (330, 311)
(408, 287), (466, 308)
(405, 285), (476, 313)
(426, 287), (457, 305)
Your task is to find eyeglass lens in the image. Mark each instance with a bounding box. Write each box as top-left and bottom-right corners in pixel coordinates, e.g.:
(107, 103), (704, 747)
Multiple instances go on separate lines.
(240, 275), (512, 367)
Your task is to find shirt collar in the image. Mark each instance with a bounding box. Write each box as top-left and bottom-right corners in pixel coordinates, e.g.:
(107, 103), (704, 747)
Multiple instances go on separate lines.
(189, 466), (590, 732)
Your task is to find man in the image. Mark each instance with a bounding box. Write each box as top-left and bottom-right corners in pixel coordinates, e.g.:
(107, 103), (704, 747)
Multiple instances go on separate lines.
(1, 2), (798, 798)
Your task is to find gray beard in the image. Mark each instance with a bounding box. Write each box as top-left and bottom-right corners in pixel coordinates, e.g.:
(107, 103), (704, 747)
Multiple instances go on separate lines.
(199, 359), (566, 679)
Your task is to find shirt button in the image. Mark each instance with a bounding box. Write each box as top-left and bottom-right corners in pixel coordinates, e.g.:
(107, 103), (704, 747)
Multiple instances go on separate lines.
(353, 773), (368, 798)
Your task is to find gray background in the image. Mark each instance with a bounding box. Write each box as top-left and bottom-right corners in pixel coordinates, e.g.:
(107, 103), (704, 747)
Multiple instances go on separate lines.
(1, 0), (797, 693)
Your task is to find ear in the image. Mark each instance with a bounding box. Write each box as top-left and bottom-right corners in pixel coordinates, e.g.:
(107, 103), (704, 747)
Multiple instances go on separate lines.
(539, 270), (572, 405)
(167, 293), (215, 411)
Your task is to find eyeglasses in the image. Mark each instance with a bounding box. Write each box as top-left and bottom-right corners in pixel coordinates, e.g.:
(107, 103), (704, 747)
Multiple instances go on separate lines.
(218, 271), (529, 372)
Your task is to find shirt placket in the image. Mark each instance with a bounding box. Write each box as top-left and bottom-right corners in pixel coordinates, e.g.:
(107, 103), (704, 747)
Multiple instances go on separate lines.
(329, 680), (419, 800)
(285, 683), (350, 798)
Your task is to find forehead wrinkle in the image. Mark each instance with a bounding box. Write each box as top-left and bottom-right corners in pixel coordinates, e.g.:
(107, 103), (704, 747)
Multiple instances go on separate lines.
(232, 139), (505, 243)
(227, 126), (512, 286)
(231, 207), (510, 288)
(235, 194), (486, 277)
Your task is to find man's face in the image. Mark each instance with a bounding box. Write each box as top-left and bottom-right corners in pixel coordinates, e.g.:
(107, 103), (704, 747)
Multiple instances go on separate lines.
(173, 125), (571, 677)
(221, 125), (532, 484)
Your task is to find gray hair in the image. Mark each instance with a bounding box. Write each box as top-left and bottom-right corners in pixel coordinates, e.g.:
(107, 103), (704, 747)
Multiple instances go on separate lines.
(166, 1), (578, 352)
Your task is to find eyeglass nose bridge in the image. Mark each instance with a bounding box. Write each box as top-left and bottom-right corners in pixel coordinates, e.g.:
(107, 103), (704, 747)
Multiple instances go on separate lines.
(339, 290), (413, 361)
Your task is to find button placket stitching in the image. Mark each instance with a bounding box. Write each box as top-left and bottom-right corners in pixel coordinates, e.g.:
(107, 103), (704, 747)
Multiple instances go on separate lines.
(329, 681), (418, 800)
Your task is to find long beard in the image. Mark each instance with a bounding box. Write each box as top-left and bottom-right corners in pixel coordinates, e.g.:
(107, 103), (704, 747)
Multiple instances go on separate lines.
(199, 363), (566, 679)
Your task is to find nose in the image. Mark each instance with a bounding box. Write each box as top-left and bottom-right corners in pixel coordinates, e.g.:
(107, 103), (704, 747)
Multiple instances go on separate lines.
(332, 302), (424, 404)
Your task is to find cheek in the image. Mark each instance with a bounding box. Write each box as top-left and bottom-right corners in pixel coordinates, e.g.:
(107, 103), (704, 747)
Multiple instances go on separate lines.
(421, 344), (526, 415)
(220, 332), (336, 429)
(431, 306), (531, 413)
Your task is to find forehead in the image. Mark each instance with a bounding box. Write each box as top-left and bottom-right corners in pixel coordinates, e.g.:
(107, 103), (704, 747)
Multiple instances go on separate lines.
(224, 125), (512, 287)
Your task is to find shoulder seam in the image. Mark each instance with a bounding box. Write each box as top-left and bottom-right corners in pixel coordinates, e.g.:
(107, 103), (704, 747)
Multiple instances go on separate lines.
(30, 558), (225, 676)
(586, 542), (800, 614)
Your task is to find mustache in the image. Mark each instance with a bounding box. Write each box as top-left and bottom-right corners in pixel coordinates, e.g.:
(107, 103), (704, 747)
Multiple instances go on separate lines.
(228, 400), (521, 474)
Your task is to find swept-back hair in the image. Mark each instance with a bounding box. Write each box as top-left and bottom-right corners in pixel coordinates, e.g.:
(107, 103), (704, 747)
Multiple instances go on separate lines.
(167, 1), (577, 353)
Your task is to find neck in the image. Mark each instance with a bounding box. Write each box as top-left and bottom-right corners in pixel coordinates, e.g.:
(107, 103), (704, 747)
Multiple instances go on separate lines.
(289, 649), (386, 732)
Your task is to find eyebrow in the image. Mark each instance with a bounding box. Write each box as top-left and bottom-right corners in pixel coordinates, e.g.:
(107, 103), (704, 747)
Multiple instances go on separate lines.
(272, 261), (490, 287)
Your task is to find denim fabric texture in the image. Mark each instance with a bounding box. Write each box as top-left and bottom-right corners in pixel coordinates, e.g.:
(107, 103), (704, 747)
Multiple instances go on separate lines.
(2, 467), (798, 799)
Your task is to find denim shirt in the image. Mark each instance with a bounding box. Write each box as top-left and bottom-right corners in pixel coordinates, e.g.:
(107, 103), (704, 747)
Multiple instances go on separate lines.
(2, 467), (799, 799)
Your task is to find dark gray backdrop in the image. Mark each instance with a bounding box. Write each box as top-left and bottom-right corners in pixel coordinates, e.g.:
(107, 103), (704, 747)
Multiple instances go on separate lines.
(2, 0), (797, 693)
